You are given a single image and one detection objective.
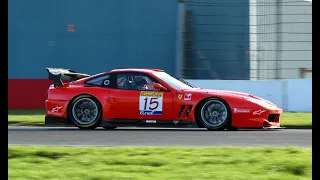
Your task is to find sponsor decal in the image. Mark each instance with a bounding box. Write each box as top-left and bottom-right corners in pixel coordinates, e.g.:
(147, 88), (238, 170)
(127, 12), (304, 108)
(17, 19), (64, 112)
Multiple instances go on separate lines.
(184, 94), (192, 100)
(178, 94), (183, 99)
(253, 109), (266, 115)
(104, 80), (110, 86)
(139, 91), (163, 116)
(52, 106), (63, 113)
(233, 108), (250, 113)
(145, 120), (156, 123)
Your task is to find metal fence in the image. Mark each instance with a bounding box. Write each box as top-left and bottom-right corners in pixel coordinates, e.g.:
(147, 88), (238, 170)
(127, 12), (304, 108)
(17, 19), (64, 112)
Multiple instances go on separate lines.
(180, 0), (312, 80)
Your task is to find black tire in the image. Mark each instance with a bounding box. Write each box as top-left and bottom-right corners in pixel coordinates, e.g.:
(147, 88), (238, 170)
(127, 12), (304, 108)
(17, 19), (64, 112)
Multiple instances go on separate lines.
(196, 98), (232, 130)
(67, 95), (102, 129)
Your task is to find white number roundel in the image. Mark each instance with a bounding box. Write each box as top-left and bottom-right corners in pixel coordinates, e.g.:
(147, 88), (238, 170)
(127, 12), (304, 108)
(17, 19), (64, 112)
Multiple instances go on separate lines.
(104, 80), (110, 86)
(139, 91), (163, 116)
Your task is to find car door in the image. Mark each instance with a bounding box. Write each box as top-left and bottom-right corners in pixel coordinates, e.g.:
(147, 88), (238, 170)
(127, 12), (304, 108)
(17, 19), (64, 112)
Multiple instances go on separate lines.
(108, 72), (173, 120)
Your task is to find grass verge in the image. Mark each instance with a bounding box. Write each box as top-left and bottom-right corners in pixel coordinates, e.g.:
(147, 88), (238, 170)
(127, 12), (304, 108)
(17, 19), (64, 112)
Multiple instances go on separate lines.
(280, 112), (312, 128)
(8, 109), (46, 126)
(8, 109), (312, 128)
(8, 146), (312, 180)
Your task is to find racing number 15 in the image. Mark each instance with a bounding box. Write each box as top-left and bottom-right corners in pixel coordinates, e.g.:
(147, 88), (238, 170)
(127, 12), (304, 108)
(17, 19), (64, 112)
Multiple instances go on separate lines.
(143, 97), (159, 110)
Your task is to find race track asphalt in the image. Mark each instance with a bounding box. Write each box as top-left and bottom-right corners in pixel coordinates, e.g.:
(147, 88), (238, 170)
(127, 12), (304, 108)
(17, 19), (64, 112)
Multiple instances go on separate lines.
(8, 127), (312, 147)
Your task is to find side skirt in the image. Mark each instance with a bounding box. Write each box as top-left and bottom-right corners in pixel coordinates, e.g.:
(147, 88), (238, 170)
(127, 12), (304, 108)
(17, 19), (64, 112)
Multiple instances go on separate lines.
(45, 116), (198, 128)
(100, 119), (198, 128)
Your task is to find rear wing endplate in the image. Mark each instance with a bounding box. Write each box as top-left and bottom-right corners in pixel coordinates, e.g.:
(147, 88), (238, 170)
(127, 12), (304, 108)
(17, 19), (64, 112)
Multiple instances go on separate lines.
(46, 68), (90, 87)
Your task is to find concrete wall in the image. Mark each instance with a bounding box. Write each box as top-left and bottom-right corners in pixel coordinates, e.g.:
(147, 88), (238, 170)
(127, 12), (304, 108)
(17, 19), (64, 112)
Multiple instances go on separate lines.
(187, 78), (312, 112)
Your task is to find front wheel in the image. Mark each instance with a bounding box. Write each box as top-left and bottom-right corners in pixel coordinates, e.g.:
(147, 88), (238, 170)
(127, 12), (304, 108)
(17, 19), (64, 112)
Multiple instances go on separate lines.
(196, 98), (232, 130)
(68, 95), (102, 129)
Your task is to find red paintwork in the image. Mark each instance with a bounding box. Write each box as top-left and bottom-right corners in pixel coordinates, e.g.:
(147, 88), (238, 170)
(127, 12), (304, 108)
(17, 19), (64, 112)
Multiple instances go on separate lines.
(9, 79), (52, 109)
(45, 69), (282, 128)
(8, 79), (71, 109)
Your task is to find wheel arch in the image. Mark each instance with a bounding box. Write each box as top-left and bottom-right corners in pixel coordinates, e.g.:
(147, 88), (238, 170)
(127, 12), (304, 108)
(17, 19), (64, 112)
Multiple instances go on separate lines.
(66, 93), (103, 121)
(194, 96), (232, 128)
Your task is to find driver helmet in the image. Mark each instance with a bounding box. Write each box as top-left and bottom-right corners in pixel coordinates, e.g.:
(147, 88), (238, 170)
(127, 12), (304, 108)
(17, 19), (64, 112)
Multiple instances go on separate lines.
(134, 77), (148, 90)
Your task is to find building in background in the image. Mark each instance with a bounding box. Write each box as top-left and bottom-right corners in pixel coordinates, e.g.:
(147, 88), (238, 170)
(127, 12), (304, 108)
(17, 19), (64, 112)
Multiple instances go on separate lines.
(8, 0), (312, 108)
(180, 0), (251, 80)
(8, 0), (178, 108)
(249, 0), (312, 80)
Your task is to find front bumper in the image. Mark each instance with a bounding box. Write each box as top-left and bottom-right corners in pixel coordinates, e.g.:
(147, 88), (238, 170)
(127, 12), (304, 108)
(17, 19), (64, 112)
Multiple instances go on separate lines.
(232, 108), (283, 128)
(263, 126), (285, 129)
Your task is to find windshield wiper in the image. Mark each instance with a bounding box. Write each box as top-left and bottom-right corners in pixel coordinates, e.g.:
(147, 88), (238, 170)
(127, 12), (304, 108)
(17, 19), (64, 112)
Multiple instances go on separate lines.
(175, 77), (197, 88)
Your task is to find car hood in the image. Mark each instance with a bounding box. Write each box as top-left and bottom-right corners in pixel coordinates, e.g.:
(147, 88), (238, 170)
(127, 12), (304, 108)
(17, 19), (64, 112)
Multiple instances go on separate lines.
(183, 88), (252, 98)
(182, 88), (280, 108)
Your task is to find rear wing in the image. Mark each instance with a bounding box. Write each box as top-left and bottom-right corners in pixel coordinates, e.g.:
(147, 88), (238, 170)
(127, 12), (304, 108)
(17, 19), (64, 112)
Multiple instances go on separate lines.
(46, 68), (90, 87)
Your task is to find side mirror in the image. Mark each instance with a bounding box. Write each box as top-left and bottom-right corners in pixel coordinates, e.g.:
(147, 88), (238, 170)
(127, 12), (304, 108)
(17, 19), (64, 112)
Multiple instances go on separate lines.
(154, 83), (167, 91)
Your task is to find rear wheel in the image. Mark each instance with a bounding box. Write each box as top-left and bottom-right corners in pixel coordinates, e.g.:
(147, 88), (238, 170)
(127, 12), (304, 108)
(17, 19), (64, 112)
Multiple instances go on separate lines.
(196, 98), (232, 130)
(68, 95), (102, 129)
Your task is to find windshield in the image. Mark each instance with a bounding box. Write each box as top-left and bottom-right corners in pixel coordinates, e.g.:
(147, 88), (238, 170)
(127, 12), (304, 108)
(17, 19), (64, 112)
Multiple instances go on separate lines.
(152, 72), (196, 90)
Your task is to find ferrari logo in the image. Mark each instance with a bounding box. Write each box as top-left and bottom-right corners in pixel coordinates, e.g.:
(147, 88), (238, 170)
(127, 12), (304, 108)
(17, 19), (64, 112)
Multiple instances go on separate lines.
(178, 94), (182, 99)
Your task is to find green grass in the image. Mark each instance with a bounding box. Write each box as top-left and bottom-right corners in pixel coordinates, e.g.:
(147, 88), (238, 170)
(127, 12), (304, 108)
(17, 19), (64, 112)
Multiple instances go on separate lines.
(280, 112), (312, 128)
(8, 109), (46, 125)
(8, 146), (312, 180)
(8, 109), (312, 128)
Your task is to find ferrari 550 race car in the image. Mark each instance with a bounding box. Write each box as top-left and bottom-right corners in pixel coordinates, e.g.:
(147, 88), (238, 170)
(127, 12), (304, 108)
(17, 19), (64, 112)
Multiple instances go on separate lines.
(45, 68), (283, 130)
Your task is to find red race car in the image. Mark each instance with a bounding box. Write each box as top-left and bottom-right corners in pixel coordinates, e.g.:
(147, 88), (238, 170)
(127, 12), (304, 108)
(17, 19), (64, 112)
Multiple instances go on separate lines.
(45, 68), (283, 130)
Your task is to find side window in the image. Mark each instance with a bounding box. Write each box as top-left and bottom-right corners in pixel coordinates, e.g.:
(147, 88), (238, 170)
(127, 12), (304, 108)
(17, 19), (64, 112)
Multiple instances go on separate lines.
(116, 73), (158, 91)
(85, 74), (114, 88)
(117, 75), (127, 89)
